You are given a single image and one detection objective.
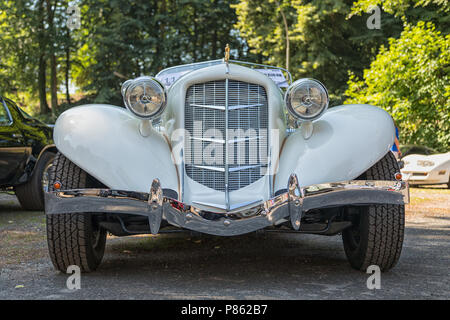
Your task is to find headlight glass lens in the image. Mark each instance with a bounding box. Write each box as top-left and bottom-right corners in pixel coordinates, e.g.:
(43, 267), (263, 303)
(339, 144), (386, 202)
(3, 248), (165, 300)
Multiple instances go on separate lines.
(285, 79), (329, 120)
(122, 77), (166, 119)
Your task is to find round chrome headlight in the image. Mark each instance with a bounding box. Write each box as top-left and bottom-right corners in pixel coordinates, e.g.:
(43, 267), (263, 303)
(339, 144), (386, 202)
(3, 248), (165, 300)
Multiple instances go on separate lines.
(285, 79), (329, 121)
(121, 76), (166, 119)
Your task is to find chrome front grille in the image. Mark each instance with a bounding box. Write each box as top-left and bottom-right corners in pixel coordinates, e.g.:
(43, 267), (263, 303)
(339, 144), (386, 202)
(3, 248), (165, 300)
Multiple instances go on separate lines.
(184, 80), (268, 193)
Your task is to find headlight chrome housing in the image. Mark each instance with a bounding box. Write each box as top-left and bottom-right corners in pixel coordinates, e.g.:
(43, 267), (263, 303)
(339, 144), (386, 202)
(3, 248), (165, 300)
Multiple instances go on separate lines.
(121, 76), (167, 119)
(285, 78), (329, 121)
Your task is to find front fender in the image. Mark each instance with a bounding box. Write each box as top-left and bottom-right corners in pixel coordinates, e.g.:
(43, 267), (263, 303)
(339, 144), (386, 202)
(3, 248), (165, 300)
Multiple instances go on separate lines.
(53, 104), (179, 195)
(274, 104), (395, 191)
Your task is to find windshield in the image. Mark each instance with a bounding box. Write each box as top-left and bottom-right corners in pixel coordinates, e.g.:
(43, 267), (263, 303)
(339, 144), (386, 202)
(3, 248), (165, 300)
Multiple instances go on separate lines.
(17, 106), (33, 119)
(155, 59), (291, 89)
(3, 98), (33, 119)
(156, 60), (223, 88)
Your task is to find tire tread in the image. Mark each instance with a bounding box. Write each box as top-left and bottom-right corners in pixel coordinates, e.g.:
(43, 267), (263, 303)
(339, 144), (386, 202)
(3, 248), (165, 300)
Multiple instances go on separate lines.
(46, 152), (104, 272)
(343, 152), (405, 271)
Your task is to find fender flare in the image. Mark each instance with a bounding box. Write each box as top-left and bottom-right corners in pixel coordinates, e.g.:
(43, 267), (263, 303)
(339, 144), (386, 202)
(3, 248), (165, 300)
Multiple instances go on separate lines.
(28, 144), (57, 179)
(274, 104), (395, 191)
(37, 144), (57, 160)
(53, 104), (179, 196)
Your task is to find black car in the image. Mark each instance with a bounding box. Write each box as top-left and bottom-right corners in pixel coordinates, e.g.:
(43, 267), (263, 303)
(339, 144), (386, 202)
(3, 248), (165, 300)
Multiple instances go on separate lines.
(0, 96), (56, 210)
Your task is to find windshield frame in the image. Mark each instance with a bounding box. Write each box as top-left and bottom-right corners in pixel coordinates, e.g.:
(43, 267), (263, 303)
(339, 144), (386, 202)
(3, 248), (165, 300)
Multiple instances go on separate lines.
(155, 59), (293, 88)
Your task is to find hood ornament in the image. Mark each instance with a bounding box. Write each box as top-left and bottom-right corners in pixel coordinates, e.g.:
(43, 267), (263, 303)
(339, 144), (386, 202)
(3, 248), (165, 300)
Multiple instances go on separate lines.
(225, 44), (230, 74)
(225, 44), (230, 63)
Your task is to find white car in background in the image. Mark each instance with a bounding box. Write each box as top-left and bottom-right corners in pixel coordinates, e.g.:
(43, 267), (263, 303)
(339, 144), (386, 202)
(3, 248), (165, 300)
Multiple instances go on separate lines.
(401, 152), (450, 188)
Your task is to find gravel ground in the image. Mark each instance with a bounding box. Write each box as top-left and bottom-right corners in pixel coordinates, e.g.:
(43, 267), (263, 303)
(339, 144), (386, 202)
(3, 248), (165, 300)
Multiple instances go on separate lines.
(0, 188), (449, 300)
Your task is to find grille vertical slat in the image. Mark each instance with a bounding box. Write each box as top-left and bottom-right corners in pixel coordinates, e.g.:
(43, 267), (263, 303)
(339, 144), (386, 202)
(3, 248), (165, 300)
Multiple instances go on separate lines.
(185, 80), (268, 192)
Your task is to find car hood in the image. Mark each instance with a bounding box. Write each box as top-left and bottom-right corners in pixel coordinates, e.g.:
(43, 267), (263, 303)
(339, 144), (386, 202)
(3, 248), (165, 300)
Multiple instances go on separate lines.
(402, 152), (450, 171)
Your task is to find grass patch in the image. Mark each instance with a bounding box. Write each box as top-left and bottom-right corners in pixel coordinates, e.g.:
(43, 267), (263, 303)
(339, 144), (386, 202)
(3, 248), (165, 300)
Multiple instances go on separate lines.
(0, 230), (47, 265)
(410, 187), (450, 195)
(0, 211), (45, 228)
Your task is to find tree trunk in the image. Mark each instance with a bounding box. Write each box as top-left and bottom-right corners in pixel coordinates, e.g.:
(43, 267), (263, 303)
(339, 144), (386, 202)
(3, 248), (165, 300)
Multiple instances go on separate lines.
(65, 48), (71, 104)
(38, 54), (50, 114)
(278, 3), (290, 72)
(37, 0), (50, 114)
(50, 53), (58, 110)
(46, 0), (58, 111)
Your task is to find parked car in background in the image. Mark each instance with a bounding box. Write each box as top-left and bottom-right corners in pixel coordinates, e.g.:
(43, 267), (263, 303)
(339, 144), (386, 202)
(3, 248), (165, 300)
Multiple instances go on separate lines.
(400, 144), (439, 158)
(0, 96), (56, 210)
(45, 57), (408, 273)
(401, 151), (450, 188)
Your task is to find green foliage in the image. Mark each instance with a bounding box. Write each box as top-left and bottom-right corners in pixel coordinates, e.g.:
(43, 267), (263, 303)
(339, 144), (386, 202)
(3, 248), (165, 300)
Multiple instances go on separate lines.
(350, 0), (449, 17)
(233, 0), (405, 105)
(34, 95), (96, 124)
(345, 22), (450, 152)
(349, 0), (450, 31)
(0, 1), (40, 94)
(0, 0), (81, 114)
(76, 0), (247, 105)
(1, 0), (247, 110)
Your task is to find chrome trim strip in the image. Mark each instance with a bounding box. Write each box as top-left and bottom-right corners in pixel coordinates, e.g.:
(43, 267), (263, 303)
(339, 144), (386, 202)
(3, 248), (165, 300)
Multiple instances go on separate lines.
(181, 148), (185, 202)
(148, 178), (163, 234)
(190, 103), (225, 111)
(192, 201), (227, 210)
(190, 136), (262, 145)
(45, 178), (409, 237)
(228, 103), (263, 110)
(191, 165), (225, 172)
(224, 78), (230, 210)
(227, 136), (262, 144)
(268, 148), (273, 197)
(192, 198), (264, 211)
(190, 136), (226, 144)
(229, 164), (262, 172)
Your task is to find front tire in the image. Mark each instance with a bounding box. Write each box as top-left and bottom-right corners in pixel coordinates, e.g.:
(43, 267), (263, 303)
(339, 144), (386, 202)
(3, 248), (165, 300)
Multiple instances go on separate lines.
(15, 151), (55, 211)
(46, 152), (106, 272)
(342, 152), (405, 272)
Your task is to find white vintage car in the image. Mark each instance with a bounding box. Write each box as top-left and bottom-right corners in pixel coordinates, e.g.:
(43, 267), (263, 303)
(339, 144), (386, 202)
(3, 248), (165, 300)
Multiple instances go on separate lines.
(401, 152), (450, 187)
(44, 58), (409, 273)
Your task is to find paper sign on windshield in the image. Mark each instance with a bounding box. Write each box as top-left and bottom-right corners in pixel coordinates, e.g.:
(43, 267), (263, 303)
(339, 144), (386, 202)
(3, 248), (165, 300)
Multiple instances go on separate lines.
(256, 69), (288, 88)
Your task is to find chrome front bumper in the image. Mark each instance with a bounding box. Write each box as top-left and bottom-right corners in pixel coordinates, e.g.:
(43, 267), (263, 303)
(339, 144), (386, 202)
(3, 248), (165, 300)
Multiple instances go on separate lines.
(45, 174), (409, 236)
